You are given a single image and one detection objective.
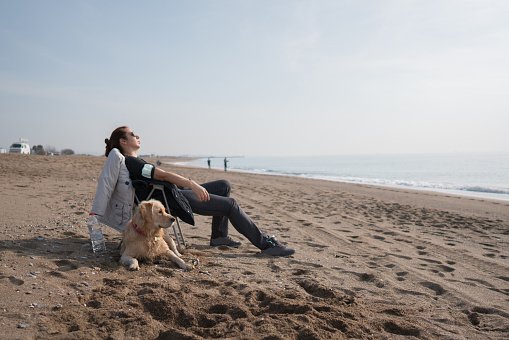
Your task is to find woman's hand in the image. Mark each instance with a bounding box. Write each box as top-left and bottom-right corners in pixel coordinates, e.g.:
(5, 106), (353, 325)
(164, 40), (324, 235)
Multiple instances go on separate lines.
(189, 180), (210, 202)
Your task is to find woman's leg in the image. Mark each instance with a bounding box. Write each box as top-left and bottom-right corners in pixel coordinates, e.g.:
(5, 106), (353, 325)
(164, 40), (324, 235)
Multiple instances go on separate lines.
(180, 180), (268, 249)
(198, 180), (230, 239)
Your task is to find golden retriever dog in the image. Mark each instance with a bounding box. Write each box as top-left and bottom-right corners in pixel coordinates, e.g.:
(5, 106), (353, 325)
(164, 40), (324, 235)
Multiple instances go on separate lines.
(120, 199), (193, 271)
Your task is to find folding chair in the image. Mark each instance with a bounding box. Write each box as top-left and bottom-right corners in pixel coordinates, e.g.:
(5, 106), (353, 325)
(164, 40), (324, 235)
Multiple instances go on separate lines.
(132, 180), (187, 248)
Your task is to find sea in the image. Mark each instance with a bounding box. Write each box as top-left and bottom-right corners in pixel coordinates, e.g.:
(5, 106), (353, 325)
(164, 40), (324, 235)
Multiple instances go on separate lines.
(179, 153), (509, 202)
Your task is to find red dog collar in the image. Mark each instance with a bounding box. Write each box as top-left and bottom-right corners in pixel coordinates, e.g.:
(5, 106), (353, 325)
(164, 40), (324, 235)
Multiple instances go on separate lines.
(131, 221), (146, 237)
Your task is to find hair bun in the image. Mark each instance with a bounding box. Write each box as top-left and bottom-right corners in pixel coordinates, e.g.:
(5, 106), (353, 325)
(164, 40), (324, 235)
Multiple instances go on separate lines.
(104, 138), (110, 145)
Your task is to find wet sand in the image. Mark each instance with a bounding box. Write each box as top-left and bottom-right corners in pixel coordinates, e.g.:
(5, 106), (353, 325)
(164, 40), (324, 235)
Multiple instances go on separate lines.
(1, 153), (508, 339)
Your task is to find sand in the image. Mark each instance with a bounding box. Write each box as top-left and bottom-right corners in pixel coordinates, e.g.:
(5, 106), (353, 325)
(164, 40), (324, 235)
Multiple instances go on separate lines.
(0, 153), (508, 339)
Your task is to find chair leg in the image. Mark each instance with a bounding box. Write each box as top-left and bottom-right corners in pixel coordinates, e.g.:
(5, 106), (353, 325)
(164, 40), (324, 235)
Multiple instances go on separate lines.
(175, 218), (186, 247)
(135, 183), (187, 248)
(172, 222), (182, 248)
(158, 185), (187, 248)
(115, 239), (123, 250)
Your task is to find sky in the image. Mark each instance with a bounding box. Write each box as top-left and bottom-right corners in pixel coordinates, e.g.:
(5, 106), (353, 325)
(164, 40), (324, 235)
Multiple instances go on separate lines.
(1, 0), (508, 157)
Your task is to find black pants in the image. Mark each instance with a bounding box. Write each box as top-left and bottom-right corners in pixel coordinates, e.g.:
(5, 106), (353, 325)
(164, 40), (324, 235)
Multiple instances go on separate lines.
(179, 180), (268, 249)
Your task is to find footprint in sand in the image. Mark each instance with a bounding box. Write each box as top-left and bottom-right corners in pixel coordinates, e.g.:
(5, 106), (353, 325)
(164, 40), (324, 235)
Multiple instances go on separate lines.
(48, 271), (67, 279)
(396, 271), (408, 281)
(348, 272), (385, 288)
(1, 275), (25, 286)
(419, 281), (446, 295)
(438, 265), (455, 273)
(465, 277), (495, 288)
(269, 262), (282, 272)
(395, 288), (427, 296)
(292, 268), (310, 276)
(298, 278), (350, 300)
(466, 306), (509, 326)
(419, 258), (442, 264)
(337, 229), (351, 233)
(383, 321), (421, 337)
(54, 259), (79, 271)
(389, 253), (413, 260)
(304, 242), (328, 249)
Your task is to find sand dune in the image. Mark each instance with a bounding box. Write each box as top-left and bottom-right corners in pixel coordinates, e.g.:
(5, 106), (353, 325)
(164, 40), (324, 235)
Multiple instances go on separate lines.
(1, 154), (508, 339)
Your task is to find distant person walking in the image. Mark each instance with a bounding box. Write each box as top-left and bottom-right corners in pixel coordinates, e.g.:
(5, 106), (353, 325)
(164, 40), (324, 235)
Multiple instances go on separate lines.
(224, 157), (228, 172)
(207, 158), (211, 169)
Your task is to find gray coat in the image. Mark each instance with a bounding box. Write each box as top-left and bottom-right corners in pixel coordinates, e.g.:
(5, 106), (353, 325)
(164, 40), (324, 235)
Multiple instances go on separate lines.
(90, 148), (134, 232)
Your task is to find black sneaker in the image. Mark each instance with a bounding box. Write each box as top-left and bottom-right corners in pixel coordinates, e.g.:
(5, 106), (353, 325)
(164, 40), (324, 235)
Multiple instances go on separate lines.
(261, 236), (295, 257)
(210, 236), (243, 248)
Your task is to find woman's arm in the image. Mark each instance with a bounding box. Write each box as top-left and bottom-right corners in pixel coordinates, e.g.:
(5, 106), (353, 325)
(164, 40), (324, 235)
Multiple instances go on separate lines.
(153, 167), (210, 202)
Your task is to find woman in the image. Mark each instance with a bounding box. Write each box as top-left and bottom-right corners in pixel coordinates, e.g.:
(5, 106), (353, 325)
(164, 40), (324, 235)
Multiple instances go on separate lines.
(91, 126), (295, 257)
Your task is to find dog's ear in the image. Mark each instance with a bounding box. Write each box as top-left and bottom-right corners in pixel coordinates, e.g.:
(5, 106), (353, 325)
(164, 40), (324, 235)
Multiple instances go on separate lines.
(132, 205), (142, 228)
(139, 201), (154, 224)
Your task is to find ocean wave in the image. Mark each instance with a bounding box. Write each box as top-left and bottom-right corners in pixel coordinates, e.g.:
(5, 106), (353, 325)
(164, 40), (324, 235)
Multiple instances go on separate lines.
(321, 176), (509, 196)
(230, 167), (509, 198)
(459, 186), (509, 195)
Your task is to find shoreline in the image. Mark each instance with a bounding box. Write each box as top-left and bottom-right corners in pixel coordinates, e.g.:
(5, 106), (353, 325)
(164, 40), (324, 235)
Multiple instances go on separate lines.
(180, 154), (509, 203)
(1, 154), (508, 339)
(173, 162), (509, 220)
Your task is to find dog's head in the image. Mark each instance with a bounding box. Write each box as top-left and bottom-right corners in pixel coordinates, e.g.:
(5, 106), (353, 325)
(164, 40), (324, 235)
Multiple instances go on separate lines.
(135, 199), (175, 232)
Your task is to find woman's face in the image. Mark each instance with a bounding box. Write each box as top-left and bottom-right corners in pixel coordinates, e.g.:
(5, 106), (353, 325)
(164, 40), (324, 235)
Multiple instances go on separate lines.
(123, 128), (141, 150)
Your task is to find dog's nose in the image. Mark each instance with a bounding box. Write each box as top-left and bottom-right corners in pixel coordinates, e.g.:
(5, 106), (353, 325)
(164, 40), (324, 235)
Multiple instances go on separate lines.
(170, 217), (175, 223)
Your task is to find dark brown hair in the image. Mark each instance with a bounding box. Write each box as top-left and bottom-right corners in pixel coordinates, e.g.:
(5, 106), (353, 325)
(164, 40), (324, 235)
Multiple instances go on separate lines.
(104, 126), (129, 156)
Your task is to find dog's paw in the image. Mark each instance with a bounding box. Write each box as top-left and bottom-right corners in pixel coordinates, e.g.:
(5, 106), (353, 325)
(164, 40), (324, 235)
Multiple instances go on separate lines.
(128, 264), (140, 271)
(181, 264), (194, 271)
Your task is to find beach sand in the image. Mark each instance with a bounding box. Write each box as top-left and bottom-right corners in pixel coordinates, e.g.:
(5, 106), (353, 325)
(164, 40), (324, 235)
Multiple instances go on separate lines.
(1, 153), (508, 339)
